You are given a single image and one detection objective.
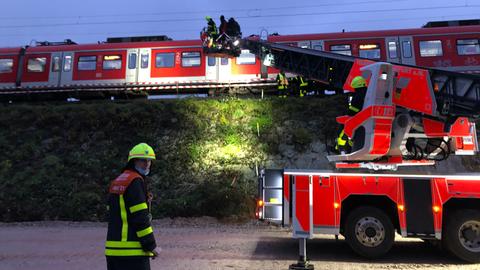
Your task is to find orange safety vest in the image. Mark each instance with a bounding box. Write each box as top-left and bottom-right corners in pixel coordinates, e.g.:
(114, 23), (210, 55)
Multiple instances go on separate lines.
(109, 170), (143, 195)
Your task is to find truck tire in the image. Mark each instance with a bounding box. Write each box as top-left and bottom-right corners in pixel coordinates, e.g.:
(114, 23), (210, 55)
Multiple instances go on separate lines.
(443, 209), (480, 263)
(345, 206), (395, 259)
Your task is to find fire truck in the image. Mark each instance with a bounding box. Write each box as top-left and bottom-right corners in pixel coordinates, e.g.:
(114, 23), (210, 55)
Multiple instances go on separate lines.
(205, 32), (480, 269)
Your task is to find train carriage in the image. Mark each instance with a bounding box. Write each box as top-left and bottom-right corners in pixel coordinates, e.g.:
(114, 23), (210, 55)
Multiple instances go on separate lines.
(0, 21), (478, 97)
(269, 24), (480, 74)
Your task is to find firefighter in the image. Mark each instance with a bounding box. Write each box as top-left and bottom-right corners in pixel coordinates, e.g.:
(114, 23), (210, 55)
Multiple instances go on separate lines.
(205, 16), (218, 48)
(219, 15), (228, 36)
(298, 76), (308, 97)
(105, 143), (160, 270)
(227, 17), (241, 37)
(276, 70), (289, 98)
(335, 76), (368, 154)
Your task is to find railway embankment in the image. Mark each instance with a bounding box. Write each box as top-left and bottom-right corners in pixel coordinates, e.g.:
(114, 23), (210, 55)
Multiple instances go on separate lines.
(0, 96), (477, 222)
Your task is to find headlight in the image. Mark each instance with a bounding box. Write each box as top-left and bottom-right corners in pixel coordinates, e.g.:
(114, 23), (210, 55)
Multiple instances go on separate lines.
(233, 39), (240, 46)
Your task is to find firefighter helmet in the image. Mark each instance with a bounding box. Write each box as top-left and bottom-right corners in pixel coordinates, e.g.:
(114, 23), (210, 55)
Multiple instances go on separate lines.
(128, 143), (156, 162)
(351, 76), (367, 88)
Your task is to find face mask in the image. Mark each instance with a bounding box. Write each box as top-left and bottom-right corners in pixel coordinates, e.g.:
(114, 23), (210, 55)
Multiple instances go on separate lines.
(135, 165), (150, 176)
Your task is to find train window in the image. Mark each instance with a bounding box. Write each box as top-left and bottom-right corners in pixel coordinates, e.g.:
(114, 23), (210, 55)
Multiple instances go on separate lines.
(78, 56), (97, 71)
(155, 53), (174, 68)
(141, 54), (149, 69)
(359, 44), (381, 59)
(63, 56), (72, 72)
(128, 53), (137, 69)
(313, 45), (323, 51)
(0, 59), (13, 73)
(388, 42), (398, 59)
(52, 56), (61, 72)
(330, 44), (351, 56)
(236, 50), (256, 65)
(457, 39), (480, 55)
(402, 41), (412, 58)
(182, 52), (201, 67)
(103, 55), (122, 70)
(221, 58), (229, 65)
(419, 40), (443, 57)
(207, 57), (216, 66)
(27, 57), (47, 72)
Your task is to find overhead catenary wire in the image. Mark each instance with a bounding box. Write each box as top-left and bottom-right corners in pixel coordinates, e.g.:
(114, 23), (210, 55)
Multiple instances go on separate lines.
(0, 13), (477, 39)
(0, 4), (478, 29)
(0, 0), (408, 21)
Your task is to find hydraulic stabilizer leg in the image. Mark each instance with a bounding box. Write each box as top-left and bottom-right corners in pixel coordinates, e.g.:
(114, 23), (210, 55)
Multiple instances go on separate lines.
(289, 238), (314, 270)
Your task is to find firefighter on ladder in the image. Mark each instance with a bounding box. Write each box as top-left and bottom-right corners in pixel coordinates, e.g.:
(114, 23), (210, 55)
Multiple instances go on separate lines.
(276, 70), (289, 98)
(205, 16), (218, 48)
(105, 143), (160, 270)
(335, 76), (368, 154)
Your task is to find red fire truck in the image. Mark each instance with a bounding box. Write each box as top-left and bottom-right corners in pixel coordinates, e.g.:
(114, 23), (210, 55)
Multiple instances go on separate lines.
(204, 34), (480, 269)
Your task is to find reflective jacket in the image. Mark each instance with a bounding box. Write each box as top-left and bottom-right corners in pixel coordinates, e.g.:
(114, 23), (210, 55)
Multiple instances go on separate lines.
(276, 72), (288, 89)
(105, 169), (156, 257)
(348, 86), (367, 115)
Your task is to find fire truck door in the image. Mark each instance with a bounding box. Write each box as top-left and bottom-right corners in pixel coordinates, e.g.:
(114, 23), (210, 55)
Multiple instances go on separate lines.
(293, 175), (313, 239)
(259, 169), (284, 224)
(403, 178), (435, 237)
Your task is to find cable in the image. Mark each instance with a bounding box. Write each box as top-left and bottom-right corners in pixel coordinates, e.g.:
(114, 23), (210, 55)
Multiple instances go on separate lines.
(0, 4), (478, 29)
(403, 138), (451, 161)
(0, 12), (477, 42)
(0, 0), (407, 21)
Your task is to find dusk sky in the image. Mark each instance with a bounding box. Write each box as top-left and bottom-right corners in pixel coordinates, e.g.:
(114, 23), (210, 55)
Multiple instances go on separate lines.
(1, 0), (479, 47)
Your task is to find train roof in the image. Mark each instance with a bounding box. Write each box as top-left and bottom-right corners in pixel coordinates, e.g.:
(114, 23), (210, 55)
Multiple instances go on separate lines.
(1, 24), (479, 53)
(268, 25), (480, 42)
(0, 47), (23, 54)
(24, 39), (202, 53)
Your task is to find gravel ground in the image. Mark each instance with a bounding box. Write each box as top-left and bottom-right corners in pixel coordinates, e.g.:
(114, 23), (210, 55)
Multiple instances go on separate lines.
(0, 217), (477, 270)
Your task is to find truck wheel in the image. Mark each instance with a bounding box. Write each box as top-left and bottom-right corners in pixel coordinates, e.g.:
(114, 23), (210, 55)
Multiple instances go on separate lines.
(443, 210), (480, 263)
(345, 206), (395, 259)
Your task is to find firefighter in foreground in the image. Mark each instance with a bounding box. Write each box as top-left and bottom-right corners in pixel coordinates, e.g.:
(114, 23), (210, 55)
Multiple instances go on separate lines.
(335, 76), (368, 153)
(105, 143), (160, 270)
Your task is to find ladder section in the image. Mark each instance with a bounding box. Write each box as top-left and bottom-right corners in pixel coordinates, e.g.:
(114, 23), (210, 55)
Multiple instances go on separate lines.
(430, 68), (480, 118)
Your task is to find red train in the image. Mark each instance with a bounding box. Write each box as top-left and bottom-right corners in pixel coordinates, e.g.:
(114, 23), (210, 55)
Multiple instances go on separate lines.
(0, 22), (479, 95)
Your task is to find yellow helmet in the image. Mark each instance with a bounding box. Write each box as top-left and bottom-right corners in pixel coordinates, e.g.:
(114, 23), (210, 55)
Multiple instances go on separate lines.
(205, 16), (212, 21)
(128, 143), (156, 162)
(351, 76), (367, 88)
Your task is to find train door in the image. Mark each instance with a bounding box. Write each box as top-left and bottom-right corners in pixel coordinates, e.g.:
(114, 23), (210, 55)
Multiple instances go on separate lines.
(218, 57), (231, 82)
(138, 48), (151, 83)
(126, 49), (139, 84)
(399, 36), (416, 65)
(59, 52), (73, 86)
(311, 40), (324, 51)
(49, 52), (63, 87)
(385, 37), (401, 64)
(206, 56), (218, 81)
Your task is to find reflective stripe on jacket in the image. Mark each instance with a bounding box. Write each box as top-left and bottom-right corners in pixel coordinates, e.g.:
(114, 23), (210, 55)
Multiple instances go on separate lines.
(299, 77), (308, 88)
